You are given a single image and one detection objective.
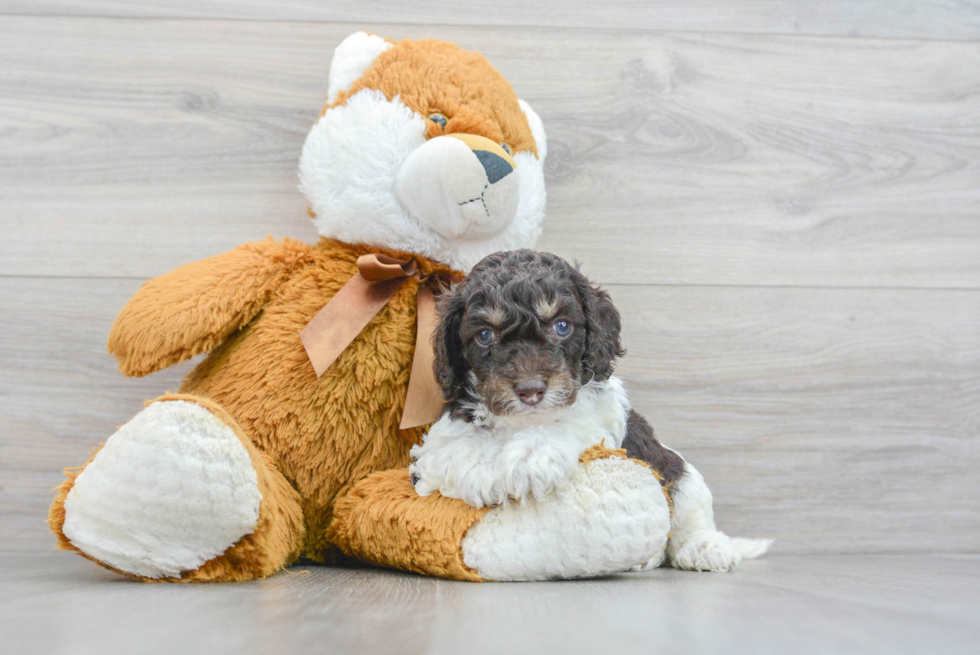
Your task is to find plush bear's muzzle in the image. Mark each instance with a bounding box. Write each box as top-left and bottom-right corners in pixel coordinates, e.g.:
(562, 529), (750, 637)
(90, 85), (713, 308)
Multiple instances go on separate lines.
(394, 133), (520, 241)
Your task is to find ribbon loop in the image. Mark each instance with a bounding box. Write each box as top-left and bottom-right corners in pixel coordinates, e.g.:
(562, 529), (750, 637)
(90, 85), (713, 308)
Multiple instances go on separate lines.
(357, 253), (418, 282)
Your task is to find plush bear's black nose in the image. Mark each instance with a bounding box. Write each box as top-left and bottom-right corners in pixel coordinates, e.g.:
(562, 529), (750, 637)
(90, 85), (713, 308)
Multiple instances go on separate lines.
(473, 149), (514, 184)
(515, 379), (547, 406)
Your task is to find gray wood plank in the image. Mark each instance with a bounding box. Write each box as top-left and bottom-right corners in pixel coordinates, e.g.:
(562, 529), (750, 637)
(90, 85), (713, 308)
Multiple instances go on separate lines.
(2, 552), (979, 655)
(2, 17), (980, 288)
(604, 282), (980, 557)
(2, 0), (979, 40)
(3, 277), (977, 555)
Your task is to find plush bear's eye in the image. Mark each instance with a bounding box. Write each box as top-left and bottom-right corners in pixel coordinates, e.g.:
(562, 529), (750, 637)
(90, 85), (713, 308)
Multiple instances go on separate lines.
(553, 321), (572, 338)
(475, 329), (495, 347)
(428, 113), (448, 129)
(500, 143), (512, 155)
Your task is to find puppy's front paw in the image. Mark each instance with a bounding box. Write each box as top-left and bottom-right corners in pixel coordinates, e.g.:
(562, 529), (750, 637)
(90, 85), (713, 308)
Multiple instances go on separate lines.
(449, 465), (506, 508)
(410, 458), (505, 508)
(670, 530), (742, 572)
(497, 442), (575, 503)
(410, 471), (437, 497)
(462, 481), (507, 509)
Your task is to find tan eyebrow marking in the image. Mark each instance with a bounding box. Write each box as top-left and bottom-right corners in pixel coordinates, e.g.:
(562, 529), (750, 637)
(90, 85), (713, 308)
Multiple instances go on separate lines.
(476, 305), (506, 326)
(535, 297), (560, 320)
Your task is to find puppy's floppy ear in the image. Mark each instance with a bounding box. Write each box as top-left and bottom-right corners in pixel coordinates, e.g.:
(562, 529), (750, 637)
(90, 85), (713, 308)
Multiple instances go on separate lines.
(570, 268), (625, 383)
(432, 284), (469, 402)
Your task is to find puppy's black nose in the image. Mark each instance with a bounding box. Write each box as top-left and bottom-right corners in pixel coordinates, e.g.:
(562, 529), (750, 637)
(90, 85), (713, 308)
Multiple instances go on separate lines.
(515, 379), (547, 406)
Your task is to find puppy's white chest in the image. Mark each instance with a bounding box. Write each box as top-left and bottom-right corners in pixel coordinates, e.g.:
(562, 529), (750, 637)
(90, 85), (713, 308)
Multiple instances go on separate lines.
(410, 378), (632, 508)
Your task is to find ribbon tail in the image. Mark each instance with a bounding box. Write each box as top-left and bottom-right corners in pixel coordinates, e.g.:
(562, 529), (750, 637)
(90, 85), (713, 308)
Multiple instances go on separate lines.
(400, 284), (445, 430)
(300, 273), (406, 378)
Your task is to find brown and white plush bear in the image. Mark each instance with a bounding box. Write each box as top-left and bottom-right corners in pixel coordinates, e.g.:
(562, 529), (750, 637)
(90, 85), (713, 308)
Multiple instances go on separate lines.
(48, 33), (672, 582)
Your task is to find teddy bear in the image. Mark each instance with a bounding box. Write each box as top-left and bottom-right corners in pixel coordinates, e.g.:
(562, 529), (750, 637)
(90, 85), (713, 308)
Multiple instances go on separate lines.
(48, 32), (673, 582)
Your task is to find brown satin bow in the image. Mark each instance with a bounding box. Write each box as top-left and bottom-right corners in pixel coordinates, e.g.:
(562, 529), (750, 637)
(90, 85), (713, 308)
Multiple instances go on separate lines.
(299, 254), (445, 430)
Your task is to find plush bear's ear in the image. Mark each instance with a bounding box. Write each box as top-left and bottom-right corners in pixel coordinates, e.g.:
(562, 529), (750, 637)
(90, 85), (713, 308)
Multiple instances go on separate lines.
(518, 99), (547, 162)
(326, 32), (393, 105)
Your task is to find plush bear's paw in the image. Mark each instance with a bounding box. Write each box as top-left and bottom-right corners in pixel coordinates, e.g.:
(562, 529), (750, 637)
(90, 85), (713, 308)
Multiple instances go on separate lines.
(461, 455), (671, 581)
(670, 530), (742, 572)
(62, 400), (262, 579)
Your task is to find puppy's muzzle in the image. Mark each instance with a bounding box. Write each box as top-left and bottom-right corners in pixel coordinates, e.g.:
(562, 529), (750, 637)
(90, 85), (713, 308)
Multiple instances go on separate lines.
(394, 133), (519, 241)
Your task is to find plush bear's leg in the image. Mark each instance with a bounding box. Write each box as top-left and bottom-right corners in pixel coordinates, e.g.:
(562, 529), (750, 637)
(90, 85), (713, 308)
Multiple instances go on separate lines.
(328, 469), (489, 581)
(49, 394), (305, 582)
(329, 448), (671, 581)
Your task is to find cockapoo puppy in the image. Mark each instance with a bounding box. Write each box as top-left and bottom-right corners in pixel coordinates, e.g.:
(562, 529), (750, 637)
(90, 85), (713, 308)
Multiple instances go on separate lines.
(410, 250), (771, 571)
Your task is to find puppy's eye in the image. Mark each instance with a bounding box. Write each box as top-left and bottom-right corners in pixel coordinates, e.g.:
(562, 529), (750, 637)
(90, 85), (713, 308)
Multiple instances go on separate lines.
(500, 143), (512, 155)
(553, 321), (572, 338)
(474, 329), (495, 347)
(428, 113), (448, 129)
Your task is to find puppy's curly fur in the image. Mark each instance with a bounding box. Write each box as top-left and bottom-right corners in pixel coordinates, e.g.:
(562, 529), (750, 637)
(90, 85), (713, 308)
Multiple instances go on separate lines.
(409, 250), (683, 508)
(435, 249), (624, 420)
(409, 250), (772, 571)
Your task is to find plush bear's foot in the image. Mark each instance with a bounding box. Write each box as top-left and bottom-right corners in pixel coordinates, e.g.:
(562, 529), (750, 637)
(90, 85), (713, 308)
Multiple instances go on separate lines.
(331, 448), (671, 581)
(669, 530), (742, 572)
(60, 399), (261, 578)
(462, 454), (671, 581)
(51, 395), (305, 581)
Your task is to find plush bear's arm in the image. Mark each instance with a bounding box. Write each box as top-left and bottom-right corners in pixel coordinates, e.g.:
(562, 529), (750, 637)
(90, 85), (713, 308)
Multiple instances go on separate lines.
(108, 239), (307, 377)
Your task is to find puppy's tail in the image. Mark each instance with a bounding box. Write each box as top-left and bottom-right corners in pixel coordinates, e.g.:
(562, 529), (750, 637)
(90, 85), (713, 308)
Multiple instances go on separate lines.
(732, 537), (774, 560)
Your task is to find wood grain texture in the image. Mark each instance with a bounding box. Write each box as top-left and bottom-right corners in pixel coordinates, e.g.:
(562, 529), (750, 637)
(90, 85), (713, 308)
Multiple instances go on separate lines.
(3, 277), (977, 555)
(2, 0), (980, 40)
(2, 552), (979, 655)
(2, 17), (980, 287)
(604, 282), (980, 556)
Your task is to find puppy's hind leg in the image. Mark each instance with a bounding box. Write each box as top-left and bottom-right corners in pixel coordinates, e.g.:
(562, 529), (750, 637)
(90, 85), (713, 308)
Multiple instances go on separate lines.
(667, 461), (773, 572)
(620, 411), (772, 572)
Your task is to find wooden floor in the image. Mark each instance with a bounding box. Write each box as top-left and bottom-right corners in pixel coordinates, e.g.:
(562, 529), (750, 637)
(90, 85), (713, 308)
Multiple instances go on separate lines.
(1, 1), (979, 651)
(3, 552), (980, 655)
